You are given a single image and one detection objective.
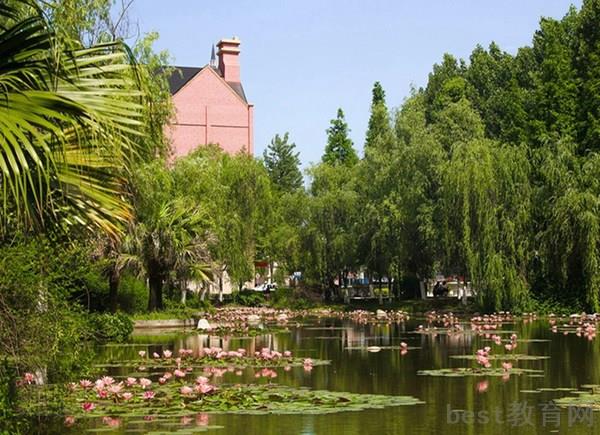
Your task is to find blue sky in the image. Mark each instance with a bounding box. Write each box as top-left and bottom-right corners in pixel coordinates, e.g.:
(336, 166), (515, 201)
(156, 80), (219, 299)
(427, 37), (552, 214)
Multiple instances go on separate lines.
(129, 0), (582, 167)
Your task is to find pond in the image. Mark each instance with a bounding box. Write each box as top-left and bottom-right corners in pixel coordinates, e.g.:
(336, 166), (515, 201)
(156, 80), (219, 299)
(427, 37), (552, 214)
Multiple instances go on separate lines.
(37, 313), (600, 434)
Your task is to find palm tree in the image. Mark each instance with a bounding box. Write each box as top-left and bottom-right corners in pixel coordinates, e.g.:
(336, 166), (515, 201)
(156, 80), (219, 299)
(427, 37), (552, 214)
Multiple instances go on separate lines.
(119, 200), (213, 311)
(0, 0), (144, 238)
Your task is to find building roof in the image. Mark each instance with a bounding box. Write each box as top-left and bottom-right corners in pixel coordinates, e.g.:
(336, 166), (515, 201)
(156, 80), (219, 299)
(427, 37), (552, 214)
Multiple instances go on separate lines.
(162, 65), (248, 103)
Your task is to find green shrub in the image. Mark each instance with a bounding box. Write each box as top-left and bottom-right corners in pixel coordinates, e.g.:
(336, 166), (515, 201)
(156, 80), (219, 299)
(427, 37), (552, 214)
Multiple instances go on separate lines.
(118, 274), (148, 313)
(529, 296), (579, 316)
(269, 287), (313, 309)
(88, 312), (133, 343)
(186, 295), (215, 313)
(0, 238), (95, 383)
(233, 290), (265, 307)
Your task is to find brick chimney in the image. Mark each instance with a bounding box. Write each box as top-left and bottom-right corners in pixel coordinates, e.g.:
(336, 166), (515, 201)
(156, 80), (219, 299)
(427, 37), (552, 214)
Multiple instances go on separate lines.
(217, 37), (241, 83)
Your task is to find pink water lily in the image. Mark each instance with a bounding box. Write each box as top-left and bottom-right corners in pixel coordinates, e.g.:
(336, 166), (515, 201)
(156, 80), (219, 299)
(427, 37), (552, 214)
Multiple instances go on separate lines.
(180, 385), (194, 396)
(163, 350), (172, 358)
(82, 402), (96, 412)
(108, 382), (123, 395)
(138, 350), (146, 358)
(100, 376), (115, 386)
(143, 390), (155, 400)
(64, 416), (75, 427)
(195, 376), (209, 385)
(174, 369), (186, 378)
(195, 383), (214, 394)
(476, 380), (489, 393)
(122, 392), (133, 401)
(502, 361), (513, 371)
(139, 378), (152, 389)
(79, 379), (93, 389)
(125, 377), (137, 387)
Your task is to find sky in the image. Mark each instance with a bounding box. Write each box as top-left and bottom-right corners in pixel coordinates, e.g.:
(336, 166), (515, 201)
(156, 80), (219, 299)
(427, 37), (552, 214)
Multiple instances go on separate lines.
(128, 0), (582, 168)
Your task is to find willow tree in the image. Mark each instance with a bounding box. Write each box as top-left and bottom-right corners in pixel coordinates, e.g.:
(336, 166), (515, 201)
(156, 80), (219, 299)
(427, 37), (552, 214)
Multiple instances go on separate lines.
(172, 146), (274, 297)
(535, 140), (600, 311)
(391, 93), (444, 294)
(302, 162), (359, 295)
(441, 138), (532, 311)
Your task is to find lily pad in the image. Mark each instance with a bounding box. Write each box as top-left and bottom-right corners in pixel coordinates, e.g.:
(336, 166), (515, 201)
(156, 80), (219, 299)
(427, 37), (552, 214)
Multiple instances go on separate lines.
(344, 346), (420, 351)
(29, 384), (425, 419)
(94, 356), (330, 370)
(449, 354), (549, 361)
(417, 367), (543, 377)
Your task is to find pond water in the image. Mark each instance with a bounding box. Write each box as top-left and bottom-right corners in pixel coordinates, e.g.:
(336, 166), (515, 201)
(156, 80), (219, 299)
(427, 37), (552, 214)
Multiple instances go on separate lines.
(45, 315), (600, 434)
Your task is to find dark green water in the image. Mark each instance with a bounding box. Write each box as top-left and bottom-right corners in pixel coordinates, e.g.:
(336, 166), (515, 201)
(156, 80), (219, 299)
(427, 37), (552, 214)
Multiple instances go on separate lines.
(53, 316), (600, 434)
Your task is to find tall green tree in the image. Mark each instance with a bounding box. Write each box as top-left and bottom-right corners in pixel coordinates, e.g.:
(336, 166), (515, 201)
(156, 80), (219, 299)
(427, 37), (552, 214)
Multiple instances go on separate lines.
(173, 146), (274, 296)
(364, 81), (393, 152)
(121, 161), (211, 311)
(262, 132), (303, 192)
(322, 108), (358, 167)
(575, 0), (600, 152)
(302, 163), (359, 294)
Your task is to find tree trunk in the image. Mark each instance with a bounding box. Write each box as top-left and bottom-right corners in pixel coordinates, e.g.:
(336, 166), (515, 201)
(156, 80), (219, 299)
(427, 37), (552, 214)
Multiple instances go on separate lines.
(148, 270), (163, 311)
(218, 273), (224, 303)
(108, 267), (120, 313)
(180, 280), (187, 305)
(419, 280), (427, 300)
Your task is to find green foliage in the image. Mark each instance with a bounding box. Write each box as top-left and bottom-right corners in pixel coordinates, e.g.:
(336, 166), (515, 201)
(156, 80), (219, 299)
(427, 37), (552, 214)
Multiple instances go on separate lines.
(345, 0), (600, 312)
(365, 81), (394, 152)
(233, 290), (266, 307)
(0, 0), (145, 238)
(116, 274), (148, 314)
(270, 287), (318, 309)
(173, 146), (274, 288)
(88, 312), (133, 343)
(322, 108), (358, 166)
(263, 132), (303, 192)
(0, 238), (94, 382)
(303, 163), (359, 289)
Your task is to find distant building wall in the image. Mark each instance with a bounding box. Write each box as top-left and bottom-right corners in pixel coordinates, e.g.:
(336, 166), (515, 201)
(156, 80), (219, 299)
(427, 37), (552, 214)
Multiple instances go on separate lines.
(167, 68), (253, 157)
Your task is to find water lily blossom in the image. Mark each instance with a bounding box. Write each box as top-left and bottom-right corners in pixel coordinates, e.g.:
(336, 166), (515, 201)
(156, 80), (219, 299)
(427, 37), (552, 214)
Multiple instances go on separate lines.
(79, 379), (93, 389)
(180, 385), (194, 396)
(23, 372), (35, 385)
(139, 378), (152, 389)
(100, 376), (115, 386)
(82, 402), (96, 412)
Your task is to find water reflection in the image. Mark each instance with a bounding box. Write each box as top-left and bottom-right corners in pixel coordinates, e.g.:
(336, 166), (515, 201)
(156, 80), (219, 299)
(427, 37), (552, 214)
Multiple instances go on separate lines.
(60, 316), (600, 434)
